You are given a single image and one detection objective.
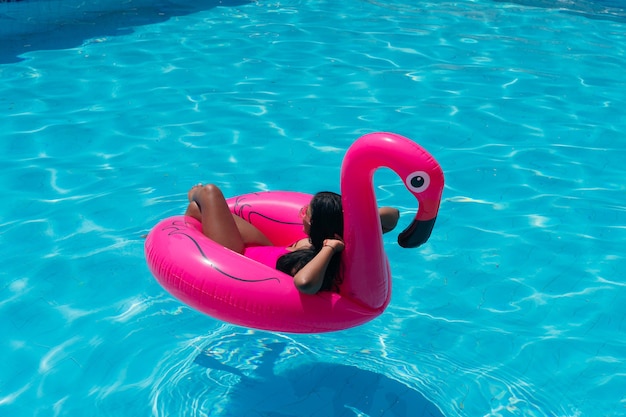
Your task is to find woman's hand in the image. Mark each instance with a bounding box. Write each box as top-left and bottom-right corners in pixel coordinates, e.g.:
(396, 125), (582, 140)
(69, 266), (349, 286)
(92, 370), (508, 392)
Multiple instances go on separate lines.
(293, 235), (344, 294)
(322, 235), (345, 253)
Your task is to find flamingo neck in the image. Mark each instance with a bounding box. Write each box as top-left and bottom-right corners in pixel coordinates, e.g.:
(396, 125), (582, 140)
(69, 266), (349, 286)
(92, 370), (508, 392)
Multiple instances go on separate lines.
(341, 172), (390, 310)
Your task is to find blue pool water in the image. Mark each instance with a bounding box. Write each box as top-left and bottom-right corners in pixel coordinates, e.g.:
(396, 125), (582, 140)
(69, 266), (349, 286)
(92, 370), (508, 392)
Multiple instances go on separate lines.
(2, 0), (625, 415)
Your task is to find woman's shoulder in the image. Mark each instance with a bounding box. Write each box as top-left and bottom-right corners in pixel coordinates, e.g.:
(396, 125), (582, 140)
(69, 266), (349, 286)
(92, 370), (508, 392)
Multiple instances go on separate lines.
(287, 238), (312, 251)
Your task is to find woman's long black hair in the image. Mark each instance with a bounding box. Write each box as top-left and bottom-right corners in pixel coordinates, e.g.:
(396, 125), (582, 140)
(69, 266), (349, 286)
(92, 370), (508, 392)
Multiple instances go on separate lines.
(276, 191), (343, 292)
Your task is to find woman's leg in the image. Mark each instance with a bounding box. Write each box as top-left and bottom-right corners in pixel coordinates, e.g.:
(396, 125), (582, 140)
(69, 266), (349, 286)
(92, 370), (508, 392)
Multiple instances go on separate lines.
(189, 184), (245, 253)
(186, 184), (272, 252)
(231, 213), (273, 247)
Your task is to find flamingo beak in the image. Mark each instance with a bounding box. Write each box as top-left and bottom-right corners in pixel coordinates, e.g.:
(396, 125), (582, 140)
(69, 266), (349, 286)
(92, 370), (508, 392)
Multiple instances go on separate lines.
(397, 217), (437, 248)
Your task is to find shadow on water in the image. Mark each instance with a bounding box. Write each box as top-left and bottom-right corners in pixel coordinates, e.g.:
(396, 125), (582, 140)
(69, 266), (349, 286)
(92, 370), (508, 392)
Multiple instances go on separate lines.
(193, 342), (445, 417)
(0, 0), (252, 64)
(493, 0), (626, 22)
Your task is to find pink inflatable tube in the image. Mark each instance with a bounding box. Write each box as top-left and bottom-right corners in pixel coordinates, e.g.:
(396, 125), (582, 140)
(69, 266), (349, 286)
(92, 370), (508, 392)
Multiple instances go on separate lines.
(145, 132), (444, 333)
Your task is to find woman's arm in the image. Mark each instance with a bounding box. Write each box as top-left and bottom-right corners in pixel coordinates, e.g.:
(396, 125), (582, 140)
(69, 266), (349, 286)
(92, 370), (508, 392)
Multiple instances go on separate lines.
(293, 207), (397, 294)
(379, 207), (400, 234)
(293, 238), (344, 294)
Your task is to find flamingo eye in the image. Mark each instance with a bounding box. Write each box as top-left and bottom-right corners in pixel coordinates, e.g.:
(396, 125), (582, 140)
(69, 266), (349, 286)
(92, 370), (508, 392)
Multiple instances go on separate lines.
(405, 171), (430, 193)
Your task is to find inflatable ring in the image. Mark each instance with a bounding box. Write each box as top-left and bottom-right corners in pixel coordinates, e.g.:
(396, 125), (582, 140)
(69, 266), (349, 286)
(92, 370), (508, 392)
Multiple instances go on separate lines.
(145, 132), (444, 333)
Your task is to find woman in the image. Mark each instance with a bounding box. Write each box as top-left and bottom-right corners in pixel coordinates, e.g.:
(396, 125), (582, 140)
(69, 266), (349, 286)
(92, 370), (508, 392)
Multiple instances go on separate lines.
(185, 184), (399, 295)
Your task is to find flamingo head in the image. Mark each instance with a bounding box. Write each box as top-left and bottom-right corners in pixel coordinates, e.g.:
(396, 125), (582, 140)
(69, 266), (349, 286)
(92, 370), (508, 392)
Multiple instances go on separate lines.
(342, 132), (445, 249)
(390, 140), (444, 249)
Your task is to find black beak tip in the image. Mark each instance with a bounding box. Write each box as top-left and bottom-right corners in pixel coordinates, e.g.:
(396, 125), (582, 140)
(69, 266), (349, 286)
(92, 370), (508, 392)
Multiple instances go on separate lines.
(397, 218), (437, 248)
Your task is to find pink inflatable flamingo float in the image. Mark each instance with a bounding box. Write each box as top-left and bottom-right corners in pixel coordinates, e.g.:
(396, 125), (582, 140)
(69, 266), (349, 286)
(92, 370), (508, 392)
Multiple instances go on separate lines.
(145, 132), (444, 333)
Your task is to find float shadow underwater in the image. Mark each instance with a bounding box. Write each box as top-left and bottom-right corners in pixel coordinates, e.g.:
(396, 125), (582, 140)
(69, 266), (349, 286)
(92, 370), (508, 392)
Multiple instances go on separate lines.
(193, 342), (444, 417)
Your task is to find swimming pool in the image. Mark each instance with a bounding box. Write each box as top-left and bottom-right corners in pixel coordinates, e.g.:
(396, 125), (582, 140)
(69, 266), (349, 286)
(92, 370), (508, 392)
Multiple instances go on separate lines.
(1, 0), (625, 415)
